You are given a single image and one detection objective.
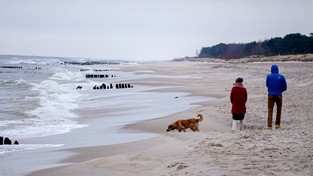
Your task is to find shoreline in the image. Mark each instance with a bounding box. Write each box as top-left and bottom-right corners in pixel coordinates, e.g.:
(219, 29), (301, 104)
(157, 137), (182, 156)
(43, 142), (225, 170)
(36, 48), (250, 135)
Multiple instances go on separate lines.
(1, 61), (218, 176)
(26, 60), (313, 175)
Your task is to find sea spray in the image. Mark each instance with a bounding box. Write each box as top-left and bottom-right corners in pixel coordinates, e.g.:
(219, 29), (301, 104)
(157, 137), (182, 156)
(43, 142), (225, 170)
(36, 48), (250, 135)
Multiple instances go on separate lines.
(23, 79), (87, 139)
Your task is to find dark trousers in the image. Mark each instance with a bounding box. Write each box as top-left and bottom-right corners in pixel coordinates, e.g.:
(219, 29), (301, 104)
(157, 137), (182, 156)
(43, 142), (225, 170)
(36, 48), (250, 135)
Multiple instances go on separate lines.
(268, 95), (283, 127)
(232, 114), (245, 120)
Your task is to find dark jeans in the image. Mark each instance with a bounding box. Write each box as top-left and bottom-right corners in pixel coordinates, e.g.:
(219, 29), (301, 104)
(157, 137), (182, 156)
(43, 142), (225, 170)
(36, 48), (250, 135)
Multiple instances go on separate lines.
(268, 95), (283, 127)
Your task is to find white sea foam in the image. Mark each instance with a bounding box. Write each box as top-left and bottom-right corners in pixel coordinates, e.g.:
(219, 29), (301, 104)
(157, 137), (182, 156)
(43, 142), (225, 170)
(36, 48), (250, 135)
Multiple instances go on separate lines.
(1, 56), (61, 65)
(0, 119), (25, 127)
(33, 81), (78, 109)
(0, 144), (64, 156)
(1, 122), (87, 139)
(17, 79), (86, 139)
(0, 79), (31, 87)
(50, 71), (85, 81)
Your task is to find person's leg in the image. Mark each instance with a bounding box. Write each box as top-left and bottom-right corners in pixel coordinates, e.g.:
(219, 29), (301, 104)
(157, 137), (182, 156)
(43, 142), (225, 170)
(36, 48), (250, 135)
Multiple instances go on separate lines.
(268, 96), (275, 128)
(239, 120), (243, 130)
(275, 96), (283, 128)
(232, 120), (237, 130)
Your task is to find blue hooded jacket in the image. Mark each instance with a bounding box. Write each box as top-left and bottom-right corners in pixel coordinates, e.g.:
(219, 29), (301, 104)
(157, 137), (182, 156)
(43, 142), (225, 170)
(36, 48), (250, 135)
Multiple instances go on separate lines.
(266, 64), (287, 96)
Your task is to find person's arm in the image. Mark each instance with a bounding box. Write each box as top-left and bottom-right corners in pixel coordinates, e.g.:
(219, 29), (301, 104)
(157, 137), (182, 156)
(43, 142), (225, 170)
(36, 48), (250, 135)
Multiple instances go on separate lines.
(230, 88), (234, 103)
(282, 76), (287, 92)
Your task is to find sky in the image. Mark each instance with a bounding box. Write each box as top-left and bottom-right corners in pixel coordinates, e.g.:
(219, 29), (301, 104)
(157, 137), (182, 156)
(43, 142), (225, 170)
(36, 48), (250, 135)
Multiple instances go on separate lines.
(0, 0), (312, 61)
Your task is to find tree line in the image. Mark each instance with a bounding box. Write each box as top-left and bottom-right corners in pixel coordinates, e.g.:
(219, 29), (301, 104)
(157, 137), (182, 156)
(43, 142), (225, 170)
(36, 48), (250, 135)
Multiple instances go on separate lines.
(198, 33), (313, 59)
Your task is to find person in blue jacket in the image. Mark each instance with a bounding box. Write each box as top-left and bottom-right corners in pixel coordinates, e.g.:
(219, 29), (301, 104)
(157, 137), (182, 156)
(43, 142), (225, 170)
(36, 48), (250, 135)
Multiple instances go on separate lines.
(266, 64), (287, 129)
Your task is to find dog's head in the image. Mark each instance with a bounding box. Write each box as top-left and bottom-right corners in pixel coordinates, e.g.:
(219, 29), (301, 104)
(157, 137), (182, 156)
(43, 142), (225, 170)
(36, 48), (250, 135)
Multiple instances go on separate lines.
(166, 124), (175, 132)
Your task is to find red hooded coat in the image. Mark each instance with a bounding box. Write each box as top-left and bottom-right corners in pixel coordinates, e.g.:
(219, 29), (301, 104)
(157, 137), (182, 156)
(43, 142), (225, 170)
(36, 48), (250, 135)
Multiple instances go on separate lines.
(230, 83), (247, 114)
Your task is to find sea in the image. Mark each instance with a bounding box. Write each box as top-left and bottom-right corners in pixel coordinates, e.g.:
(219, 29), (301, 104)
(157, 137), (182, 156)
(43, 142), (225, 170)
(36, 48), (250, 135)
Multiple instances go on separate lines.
(0, 55), (209, 158)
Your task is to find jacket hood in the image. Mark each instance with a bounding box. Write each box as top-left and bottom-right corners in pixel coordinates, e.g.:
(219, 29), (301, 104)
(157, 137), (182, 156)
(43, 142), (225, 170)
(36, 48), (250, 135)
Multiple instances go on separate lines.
(232, 83), (245, 88)
(271, 64), (279, 73)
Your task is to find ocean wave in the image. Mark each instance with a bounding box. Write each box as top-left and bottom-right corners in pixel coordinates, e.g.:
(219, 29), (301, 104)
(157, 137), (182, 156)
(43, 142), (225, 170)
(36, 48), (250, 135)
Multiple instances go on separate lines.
(29, 80), (80, 119)
(1, 79), (87, 139)
(0, 79), (33, 88)
(0, 144), (64, 156)
(1, 57), (61, 65)
(1, 121), (87, 139)
(50, 71), (85, 81)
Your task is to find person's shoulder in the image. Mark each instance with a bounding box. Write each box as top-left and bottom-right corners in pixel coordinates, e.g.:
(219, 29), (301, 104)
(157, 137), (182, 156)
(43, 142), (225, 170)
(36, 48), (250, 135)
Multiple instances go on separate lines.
(279, 73), (286, 79)
(266, 73), (274, 80)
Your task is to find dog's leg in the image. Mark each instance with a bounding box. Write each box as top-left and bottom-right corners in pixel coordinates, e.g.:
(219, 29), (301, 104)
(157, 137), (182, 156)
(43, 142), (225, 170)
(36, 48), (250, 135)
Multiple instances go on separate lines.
(189, 124), (196, 132)
(190, 124), (199, 132)
(178, 122), (186, 132)
(195, 124), (200, 131)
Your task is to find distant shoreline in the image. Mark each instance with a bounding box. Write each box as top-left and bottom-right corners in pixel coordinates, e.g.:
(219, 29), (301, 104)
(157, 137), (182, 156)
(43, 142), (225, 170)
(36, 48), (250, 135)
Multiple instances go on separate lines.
(174, 53), (313, 63)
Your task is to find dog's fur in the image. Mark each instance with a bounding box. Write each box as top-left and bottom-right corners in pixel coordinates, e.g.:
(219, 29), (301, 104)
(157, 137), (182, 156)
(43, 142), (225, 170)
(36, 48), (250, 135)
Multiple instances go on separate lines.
(166, 114), (204, 132)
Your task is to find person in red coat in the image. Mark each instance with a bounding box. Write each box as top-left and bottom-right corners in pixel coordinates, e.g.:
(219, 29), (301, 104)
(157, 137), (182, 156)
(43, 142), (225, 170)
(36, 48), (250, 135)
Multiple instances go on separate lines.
(230, 77), (248, 130)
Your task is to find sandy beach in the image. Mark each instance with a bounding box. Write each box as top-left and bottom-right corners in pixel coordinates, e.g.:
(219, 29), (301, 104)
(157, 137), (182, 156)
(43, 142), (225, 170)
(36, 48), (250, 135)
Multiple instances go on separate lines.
(29, 55), (313, 176)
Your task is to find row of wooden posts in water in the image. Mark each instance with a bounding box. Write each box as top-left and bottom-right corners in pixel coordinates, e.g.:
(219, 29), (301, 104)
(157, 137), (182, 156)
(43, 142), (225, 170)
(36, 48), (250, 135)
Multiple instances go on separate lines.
(0, 136), (18, 145)
(80, 69), (112, 72)
(93, 83), (133, 89)
(0, 65), (22, 69)
(85, 74), (116, 78)
(76, 83), (134, 90)
(82, 72), (133, 89)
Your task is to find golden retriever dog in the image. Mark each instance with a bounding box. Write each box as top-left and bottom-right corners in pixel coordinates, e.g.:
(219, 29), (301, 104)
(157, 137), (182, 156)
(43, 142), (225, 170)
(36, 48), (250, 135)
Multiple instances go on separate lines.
(166, 114), (203, 132)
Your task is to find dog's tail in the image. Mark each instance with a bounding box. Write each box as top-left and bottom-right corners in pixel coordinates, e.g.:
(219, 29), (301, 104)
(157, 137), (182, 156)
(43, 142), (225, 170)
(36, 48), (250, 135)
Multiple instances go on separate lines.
(197, 114), (204, 122)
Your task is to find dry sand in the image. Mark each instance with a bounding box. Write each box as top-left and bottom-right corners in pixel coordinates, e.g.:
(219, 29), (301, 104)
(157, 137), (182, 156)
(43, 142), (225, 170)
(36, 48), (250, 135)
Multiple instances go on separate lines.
(29, 56), (313, 176)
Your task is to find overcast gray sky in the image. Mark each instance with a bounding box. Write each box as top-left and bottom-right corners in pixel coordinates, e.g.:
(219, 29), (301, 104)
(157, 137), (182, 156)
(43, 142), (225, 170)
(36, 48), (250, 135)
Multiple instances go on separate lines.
(0, 0), (312, 60)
